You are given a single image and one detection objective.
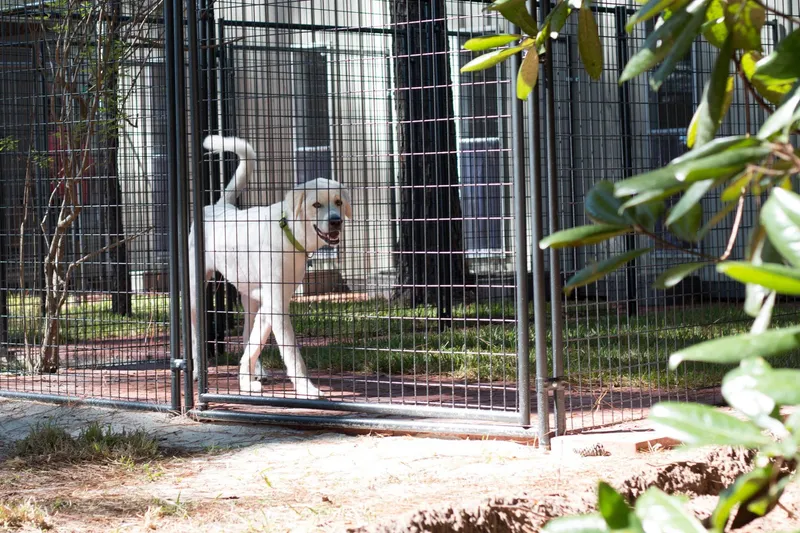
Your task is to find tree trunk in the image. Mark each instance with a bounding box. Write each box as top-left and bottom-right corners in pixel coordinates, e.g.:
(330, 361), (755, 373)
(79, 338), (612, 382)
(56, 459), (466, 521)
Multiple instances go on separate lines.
(105, 0), (132, 316)
(390, 0), (466, 315)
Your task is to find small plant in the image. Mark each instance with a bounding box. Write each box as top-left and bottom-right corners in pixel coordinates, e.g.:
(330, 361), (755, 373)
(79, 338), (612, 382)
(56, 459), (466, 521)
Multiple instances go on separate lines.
(13, 422), (161, 465)
(461, 0), (800, 529)
(0, 499), (51, 530)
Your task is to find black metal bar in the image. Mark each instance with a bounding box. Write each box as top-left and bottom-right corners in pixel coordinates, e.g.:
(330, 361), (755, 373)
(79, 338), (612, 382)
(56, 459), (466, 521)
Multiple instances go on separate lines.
(528, 0), (552, 446)
(186, 0), (208, 408)
(171, 0), (194, 410)
(541, 0), (566, 437)
(508, 26), (532, 429)
(164, 0), (182, 412)
(191, 409), (539, 441)
(199, 393), (521, 422)
(0, 391), (173, 413)
(616, 7), (638, 318)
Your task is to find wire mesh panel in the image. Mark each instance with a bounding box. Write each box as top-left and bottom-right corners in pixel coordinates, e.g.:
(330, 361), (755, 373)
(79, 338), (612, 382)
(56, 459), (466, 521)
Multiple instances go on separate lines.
(187, 0), (532, 420)
(0, 1), (172, 407)
(548, 0), (800, 433)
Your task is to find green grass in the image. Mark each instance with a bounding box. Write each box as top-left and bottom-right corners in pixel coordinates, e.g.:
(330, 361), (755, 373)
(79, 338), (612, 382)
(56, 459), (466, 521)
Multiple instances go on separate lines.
(4, 292), (800, 390)
(13, 422), (161, 466)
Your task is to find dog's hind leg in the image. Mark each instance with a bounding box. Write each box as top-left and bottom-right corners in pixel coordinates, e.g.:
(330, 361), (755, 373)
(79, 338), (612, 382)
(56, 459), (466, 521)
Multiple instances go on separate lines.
(269, 311), (321, 399)
(238, 311), (273, 394)
(241, 293), (267, 379)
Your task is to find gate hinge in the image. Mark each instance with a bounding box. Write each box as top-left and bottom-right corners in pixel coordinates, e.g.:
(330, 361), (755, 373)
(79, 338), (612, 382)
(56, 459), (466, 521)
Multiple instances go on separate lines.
(171, 359), (186, 371)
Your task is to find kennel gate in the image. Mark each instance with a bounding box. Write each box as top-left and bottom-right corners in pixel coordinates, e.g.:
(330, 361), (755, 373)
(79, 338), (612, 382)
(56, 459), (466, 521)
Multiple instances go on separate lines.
(174, 1), (547, 441)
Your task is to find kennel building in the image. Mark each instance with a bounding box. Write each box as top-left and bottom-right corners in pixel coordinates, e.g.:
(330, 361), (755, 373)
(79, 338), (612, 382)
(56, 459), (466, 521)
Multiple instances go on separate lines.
(0, 0), (798, 445)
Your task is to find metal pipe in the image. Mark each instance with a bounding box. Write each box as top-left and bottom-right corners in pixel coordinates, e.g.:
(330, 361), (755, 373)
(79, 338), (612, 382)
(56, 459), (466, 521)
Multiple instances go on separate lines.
(541, 0), (566, 437)
(187, 0), (209, 408)
(199, 393), (521, 422)
(527, 0), (552, 447)
(190, 409), (539, 441)
(164, 0), (181, 412)
(172, 0), (194, 410)
(0, 391), (174, 413)
(509, 25), (532, 428)
(616, 7), (638, 318)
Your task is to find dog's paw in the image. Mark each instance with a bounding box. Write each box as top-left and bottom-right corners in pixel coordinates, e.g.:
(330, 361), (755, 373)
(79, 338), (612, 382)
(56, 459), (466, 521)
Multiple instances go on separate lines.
(254, 360), (268, 379)
(239, 377), (263, 393)
(294, 381), (322, 399)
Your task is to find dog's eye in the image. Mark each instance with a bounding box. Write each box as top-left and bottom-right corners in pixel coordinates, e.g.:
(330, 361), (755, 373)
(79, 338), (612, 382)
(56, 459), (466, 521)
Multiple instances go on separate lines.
(335, 199), (343, 207)
(312, 202), (322, 209)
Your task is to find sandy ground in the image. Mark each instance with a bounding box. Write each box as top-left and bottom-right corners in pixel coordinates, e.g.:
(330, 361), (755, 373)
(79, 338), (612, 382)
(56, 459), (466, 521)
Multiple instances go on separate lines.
(0, 398), (798, 532)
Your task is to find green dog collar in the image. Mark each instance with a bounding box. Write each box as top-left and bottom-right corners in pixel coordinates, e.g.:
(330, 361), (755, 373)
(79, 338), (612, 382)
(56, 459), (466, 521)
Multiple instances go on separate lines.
(279, 212), (307, 254)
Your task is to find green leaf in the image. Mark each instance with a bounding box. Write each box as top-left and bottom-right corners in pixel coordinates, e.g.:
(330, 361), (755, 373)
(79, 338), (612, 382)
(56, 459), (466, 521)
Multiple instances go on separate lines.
(535, 1), (572, 52)
(725, 0), (765, 51)
(761, 188), (800, 268)
(619, 4), (694, 83)
(516, 48), (540, 100)
(702, 0), (727, 48)
(653, 262), (708, 289)
(649, 402), (772, 448)
(717, 262), (800, 295)
(741, 52), (793, 105)
(720, 171), (751, 202)
(564, 248), (651, 296)
(627, 0), (687, 32)
(711, 467), (773, 531)
(542, 513), (610, 533)
(753, 28), (800, 87)
(461, 45), (526, 73)
(631, 201), (666, 232)
(757, 84), (800, 141)
(669, 325), (800, 368)
(751, 290), (776, 334)
(665, 180), (713, 226)
(634, 487), (707, 533)
(667, 202), (702, 243)
(586, 181), (632, 225)
(693, 36), (734, 147)
(463, 34), (522, 51)
(578, 5), (603, 80)
(540, 224), (631, 250)
(649, 4), (709, 91)
(724, 361), (800, 413)
(687, 75), (734, 149)
(597, 482), (633, 529)
(487, 0), (539, 36)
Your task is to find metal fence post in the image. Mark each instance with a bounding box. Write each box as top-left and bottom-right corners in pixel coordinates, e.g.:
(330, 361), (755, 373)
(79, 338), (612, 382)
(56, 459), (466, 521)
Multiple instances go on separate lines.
(527, 0), (552, 447)
(509, 24), (532, 430)
(164, 0), (182, 412)
(540, 0), (566, 437)
(187, 0), (209, 408)
(171, 0), (195, 410)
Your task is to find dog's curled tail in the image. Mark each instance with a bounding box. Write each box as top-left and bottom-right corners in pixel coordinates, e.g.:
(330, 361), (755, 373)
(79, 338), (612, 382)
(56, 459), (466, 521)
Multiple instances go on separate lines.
(203, 135), (256, 205)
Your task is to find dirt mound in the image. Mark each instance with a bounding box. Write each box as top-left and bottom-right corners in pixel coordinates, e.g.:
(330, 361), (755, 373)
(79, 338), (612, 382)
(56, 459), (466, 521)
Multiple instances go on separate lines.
(354, 447), (761, 533)
(350, 495), (587, 533)
(620, 447), (755, 500)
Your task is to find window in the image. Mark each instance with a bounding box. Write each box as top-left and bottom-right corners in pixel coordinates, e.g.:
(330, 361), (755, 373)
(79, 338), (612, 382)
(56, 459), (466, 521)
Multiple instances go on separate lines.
(292, 48), (334, 259)
(292, 49), (332, 184)
(457, 38), (505, 255)
(647, 41), (697, 250)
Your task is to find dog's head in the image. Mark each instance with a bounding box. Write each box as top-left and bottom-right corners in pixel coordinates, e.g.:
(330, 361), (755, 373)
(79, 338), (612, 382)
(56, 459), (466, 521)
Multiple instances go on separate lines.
(284, 178), (352, 251)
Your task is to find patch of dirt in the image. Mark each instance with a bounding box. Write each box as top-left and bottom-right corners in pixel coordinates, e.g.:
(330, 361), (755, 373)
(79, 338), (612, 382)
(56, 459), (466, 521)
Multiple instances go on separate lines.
(1, 398), (798, 533)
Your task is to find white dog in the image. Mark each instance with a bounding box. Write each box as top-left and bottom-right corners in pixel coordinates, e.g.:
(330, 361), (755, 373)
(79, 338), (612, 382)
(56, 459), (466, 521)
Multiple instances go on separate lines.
(188, 135), (352, 397)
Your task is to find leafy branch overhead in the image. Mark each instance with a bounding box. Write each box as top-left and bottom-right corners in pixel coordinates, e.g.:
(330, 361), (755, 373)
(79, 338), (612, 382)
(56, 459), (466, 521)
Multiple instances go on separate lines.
(463, 0), (800, 530)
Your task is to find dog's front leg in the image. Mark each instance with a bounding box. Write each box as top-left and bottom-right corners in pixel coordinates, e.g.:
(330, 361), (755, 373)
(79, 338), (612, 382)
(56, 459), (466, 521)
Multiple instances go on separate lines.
(270, 312), (321, 399)
(238, 312), (273, 393)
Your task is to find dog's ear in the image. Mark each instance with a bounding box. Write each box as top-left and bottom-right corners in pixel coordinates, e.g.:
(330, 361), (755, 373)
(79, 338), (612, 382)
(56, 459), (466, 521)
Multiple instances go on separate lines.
(340, 189), (353, 219)
(285, 189), (307, 219)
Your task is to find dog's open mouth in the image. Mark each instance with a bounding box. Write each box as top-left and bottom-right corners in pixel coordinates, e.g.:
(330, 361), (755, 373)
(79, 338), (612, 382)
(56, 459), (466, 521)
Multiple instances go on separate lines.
(314, 225), (340, 246)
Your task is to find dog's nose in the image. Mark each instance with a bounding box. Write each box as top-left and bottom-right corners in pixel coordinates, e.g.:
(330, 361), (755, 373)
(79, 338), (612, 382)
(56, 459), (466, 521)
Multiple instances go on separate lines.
(329, 215), (342, 231)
